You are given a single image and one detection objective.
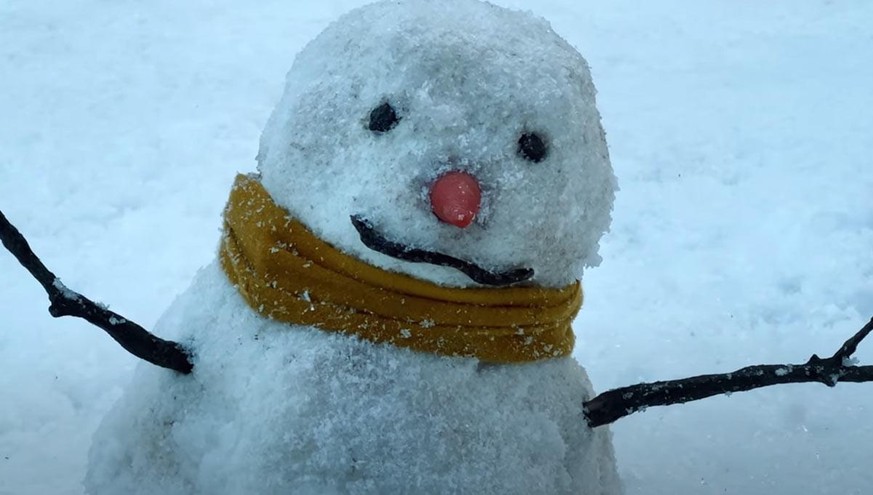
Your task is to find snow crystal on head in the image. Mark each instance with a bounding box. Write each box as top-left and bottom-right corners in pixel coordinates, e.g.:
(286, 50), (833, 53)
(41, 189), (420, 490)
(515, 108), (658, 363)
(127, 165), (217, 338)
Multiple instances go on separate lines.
(258, 0), (615, 288)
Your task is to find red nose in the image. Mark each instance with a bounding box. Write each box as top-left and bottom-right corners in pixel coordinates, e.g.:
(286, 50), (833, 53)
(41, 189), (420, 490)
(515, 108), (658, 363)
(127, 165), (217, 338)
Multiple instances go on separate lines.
(429, 171), (482, 228)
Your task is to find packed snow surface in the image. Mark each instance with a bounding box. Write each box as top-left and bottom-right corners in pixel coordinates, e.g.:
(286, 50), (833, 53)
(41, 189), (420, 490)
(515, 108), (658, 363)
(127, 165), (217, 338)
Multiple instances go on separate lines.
(86, 262), (619, 494)
(1, 0), (872, 494)
(258, 0), (613, 289)
(84, 2), (622, 492)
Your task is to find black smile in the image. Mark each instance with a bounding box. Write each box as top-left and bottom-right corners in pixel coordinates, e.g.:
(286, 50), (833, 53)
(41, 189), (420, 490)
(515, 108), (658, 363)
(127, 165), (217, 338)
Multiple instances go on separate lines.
(350, 215), (534, 287)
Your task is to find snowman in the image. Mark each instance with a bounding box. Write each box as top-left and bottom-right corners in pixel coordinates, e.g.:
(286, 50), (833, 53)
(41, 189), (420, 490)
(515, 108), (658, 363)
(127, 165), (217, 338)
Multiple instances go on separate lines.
(84, 0), (621, 493)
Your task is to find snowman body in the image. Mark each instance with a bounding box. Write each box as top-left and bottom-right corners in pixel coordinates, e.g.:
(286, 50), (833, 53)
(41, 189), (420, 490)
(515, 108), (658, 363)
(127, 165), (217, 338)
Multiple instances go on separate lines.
(86, 262), (620, 495)
(86, 1), (621, 493)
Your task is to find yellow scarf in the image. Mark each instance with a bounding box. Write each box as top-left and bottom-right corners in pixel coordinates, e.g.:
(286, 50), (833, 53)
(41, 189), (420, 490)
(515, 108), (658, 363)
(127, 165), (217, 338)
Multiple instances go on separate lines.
(219, 174), (581, 363)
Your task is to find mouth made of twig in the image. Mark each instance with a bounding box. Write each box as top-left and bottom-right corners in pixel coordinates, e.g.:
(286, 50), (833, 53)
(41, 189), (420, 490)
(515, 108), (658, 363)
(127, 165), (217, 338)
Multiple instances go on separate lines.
(350, 215), (534, 287)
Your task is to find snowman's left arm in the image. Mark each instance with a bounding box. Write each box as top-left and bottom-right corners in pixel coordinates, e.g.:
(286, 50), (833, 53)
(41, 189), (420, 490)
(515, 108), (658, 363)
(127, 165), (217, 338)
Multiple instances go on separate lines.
(583, 316), (873, 427)
(0, 209), (193, 374)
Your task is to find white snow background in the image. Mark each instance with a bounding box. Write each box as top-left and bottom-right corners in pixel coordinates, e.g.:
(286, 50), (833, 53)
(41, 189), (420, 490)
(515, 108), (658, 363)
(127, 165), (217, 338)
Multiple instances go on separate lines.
(1, 0), (871, 493)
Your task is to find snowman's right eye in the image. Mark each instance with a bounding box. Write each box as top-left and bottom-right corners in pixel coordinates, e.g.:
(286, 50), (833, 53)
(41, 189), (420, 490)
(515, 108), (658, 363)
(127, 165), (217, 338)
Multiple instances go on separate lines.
(368, 102), (400, 133)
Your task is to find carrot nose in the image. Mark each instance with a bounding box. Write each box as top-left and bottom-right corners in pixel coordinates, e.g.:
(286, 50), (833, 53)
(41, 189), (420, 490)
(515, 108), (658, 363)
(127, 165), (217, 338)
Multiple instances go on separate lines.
(429, 171), (482, 228)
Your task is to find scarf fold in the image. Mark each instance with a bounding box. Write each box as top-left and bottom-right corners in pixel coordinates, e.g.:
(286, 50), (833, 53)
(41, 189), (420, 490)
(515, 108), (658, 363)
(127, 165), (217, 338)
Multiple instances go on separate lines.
(219, 173), (581, 363)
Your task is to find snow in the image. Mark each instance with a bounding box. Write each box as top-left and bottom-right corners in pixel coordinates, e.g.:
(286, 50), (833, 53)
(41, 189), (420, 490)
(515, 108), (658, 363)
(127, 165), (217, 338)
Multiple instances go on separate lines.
(258, 0), (614, 288)
(82, 2), (620, 492)
(0, 0), (871, 494)
(85, 262), (619, 494)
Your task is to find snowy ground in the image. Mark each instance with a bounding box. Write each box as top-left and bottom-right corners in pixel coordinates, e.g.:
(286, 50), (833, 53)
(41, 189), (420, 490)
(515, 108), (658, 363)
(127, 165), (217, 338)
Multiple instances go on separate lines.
(1, 0), (871, 493)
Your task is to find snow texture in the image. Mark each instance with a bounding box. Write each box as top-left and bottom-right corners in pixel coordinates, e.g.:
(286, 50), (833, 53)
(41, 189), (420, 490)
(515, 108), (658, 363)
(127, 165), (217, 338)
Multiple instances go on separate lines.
(86, 262), (619, 494)
(2, 0), (873, 494)
(258, 0), (614, 289)
(83, 0), (621, 493)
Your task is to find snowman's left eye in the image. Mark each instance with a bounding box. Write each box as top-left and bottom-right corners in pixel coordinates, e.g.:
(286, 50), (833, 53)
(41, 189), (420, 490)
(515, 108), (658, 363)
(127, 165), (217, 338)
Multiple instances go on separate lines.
(517, 132), (548, 163)
(368, 102), (400, 133)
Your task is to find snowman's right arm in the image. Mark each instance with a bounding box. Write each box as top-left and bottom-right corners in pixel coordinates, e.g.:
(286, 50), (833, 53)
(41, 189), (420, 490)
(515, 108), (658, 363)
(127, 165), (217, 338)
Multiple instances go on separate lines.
(0, 209), (193, 374)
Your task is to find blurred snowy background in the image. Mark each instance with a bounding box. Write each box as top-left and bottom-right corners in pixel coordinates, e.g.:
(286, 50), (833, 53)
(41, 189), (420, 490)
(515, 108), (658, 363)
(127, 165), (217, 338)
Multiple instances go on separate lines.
(1, 0), (871, 493)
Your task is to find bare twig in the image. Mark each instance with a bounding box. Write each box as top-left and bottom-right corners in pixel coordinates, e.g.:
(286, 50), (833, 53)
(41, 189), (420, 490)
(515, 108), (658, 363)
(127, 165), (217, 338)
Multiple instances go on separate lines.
(351, 215), (534, 286)
(0, 209), (193, 374)
(584, 317), (873, 427)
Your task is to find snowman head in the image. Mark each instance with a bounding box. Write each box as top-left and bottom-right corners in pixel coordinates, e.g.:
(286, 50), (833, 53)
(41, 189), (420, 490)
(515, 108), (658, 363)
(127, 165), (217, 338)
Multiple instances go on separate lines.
(257, 0), (615, 289)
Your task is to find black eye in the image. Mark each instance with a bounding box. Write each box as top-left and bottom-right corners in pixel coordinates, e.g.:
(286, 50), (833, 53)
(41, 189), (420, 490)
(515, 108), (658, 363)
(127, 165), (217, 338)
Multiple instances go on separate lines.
(517, 132), (547, 163)
(368, 102), (400, 133)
